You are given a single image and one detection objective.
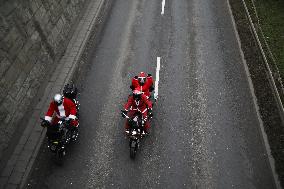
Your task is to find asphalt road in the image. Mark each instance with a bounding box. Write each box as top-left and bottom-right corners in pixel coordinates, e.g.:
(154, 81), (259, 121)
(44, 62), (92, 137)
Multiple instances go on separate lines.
(25, 0), (276, 188)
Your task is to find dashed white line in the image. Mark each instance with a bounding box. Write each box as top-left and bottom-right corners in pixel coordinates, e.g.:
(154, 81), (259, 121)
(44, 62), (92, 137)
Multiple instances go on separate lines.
(161, 0), (165, 15)
(154, 57), (161, 100)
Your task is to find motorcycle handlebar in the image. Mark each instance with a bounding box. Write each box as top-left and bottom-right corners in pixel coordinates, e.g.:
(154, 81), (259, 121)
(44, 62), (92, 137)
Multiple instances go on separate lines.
(121, 110), (130, 119)
(120, 110), (145, 125)
(40, 117), (50, 127)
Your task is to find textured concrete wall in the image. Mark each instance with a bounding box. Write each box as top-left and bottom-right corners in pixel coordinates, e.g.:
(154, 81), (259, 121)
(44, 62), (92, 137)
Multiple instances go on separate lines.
(0, 0), (87, 154)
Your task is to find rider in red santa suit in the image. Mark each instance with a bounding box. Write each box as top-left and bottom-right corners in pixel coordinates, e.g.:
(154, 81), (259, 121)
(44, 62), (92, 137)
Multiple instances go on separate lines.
(44, 94), (79, 129)
(130, 72), (154, 99)
(123, 89), (153, 134)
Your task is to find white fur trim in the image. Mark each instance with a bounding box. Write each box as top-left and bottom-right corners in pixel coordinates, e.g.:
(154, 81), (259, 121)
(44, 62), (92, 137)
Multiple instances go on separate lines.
(58, 104), (66, 117)
(69, 114), (76, 120)
(135, 100), (140, 106)
(45, 116), (52, 122)
(142, 108), (147, 113)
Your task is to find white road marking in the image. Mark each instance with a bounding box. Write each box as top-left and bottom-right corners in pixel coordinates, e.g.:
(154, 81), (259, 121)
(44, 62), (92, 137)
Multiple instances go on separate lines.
(154, 57), (161, 100)
(161, 0), (165, 15)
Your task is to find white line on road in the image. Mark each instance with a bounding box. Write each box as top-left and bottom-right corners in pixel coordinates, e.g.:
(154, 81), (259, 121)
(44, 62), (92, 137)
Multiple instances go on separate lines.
(154, 57), (161, 100)
(161, 0), (165, 15)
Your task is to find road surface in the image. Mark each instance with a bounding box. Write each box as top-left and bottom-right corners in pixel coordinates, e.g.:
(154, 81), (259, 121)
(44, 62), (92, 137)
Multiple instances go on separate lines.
(25, 0), (276, 188)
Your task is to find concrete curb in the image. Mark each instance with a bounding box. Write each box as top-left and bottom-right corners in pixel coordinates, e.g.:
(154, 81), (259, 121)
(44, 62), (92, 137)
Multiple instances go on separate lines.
(0, 0), (110, 188)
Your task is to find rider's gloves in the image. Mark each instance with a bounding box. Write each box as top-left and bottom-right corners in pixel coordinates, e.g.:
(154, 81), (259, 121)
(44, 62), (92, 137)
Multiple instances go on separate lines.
(41, 120), (49, 127)
(121, 110), (128, 118)
(130, 85), (134, 90)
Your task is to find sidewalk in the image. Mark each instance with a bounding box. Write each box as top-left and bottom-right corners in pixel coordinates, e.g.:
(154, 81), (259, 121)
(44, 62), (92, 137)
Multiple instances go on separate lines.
(0, 0), (108, 188)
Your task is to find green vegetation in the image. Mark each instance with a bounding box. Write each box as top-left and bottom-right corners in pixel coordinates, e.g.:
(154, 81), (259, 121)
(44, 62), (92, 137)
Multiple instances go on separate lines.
(253, 0), (284, 79)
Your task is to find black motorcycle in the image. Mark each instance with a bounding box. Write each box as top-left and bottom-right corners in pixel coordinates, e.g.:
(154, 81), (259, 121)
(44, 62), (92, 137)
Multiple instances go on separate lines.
(41, 83), (80, 163)
(121, 110), (146, 159)
(41, 118), (73, 164)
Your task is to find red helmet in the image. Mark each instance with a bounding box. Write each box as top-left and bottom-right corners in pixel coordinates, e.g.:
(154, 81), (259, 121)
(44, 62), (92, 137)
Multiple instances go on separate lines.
(138, 72), (146, 85)
(133, 88), (142, 99)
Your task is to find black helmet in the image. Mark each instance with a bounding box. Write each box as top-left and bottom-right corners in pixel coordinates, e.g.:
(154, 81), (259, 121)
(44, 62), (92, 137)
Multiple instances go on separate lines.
(63, 83), (77, 99)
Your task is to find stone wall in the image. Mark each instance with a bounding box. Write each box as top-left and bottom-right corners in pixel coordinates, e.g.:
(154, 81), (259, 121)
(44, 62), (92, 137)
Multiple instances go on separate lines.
(0, 0), (87, 155)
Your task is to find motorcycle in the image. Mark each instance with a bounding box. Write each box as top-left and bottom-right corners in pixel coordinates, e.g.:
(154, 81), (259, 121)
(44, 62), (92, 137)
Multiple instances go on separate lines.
(121, 110), (146, 159)
(41, 83), (80, 164)
(41, 118), (73, 164)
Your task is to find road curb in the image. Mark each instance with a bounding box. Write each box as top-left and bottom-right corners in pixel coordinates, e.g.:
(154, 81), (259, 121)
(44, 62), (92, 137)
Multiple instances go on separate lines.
(0, 0), (111, 188)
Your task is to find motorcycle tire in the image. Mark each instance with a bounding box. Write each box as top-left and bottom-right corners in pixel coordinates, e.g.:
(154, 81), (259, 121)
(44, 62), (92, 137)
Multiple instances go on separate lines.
(130, 146), (136, 159)
(130, 140), (138, 159)
(55, 150), (65, 165)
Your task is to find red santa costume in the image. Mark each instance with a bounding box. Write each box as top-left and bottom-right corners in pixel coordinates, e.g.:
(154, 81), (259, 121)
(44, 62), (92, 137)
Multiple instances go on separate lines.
(124, 90), (152, 131)
(45, 97), (78, 127)
(131, 72), (154, 99)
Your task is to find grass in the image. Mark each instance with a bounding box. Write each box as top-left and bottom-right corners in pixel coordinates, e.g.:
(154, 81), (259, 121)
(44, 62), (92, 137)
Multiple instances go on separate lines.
(252, 0), (284, 79)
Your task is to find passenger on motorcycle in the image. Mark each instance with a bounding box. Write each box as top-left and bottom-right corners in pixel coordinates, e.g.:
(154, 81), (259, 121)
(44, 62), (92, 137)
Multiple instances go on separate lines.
(63, 83), (78, 103)
(130, 72), (154, 99)
(41, 94), (79, 138)
(122, 89), (153, 134)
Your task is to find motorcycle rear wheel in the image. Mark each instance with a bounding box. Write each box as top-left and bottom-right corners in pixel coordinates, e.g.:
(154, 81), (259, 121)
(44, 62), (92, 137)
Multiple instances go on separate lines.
(55, 150), (64, 165)
(130, 147), (136, 159)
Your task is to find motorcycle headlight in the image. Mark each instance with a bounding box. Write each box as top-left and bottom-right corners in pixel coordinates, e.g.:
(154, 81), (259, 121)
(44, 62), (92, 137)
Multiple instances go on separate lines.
(132, 131), (137, 135)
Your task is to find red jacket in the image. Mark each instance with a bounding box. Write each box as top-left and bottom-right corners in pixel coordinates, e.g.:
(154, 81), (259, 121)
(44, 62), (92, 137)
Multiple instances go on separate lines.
(124, 94), (152, 114)
(45, 97), (77, 122)
(131, 75), (154, 98)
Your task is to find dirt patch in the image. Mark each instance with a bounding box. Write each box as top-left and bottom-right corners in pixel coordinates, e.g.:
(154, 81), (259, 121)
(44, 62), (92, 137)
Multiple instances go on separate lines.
(229, 0), (284, 187)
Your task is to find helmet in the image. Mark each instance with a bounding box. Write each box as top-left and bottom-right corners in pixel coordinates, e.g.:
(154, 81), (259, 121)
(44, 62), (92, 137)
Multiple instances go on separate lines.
(63, 83), (77, 99)
(138, 72), (146, 85)
(54, 94), (63, 105)
(133, 89), (142, 100)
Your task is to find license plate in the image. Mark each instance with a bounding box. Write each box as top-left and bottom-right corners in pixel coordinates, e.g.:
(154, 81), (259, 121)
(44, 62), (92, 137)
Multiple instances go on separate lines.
(50, 144), (57, 151)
